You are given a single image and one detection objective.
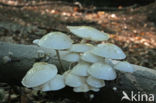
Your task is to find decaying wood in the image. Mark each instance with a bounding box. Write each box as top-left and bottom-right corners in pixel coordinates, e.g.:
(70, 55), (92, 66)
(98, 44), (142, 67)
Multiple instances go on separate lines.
(0, 41), (156, 98)
(0, 41), (70, 85)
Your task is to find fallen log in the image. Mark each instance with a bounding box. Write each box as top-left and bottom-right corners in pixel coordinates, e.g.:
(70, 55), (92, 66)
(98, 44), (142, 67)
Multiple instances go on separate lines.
(0, 41), (156, 101)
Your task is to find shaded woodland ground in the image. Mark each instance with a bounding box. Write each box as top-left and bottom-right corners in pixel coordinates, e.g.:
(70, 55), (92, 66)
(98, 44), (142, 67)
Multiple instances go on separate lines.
(0, 0), (156, 103)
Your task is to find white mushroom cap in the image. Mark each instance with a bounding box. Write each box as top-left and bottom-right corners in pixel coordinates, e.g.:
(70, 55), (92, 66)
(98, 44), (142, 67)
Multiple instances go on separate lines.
(37, 32), (73, 50)
(48, 74), (65, 91)
(91, 43), (126, 59)
(64, 72), (83, 87)
(67, 26), (109, 41)
(73, 83), (90, 93)
(22, 62), (58, 88)
(69, 43), (94, 53)
(88, 62), (117, 80)
(86, 76), (105, 88)
(61, 52), (80, 62)
(114, 61), (134, 73)
(71, 62), (90, 76)
(81, 51), (104, 63)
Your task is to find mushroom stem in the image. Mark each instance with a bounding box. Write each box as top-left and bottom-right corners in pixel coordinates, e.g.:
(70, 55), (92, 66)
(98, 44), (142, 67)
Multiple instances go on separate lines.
(55, 50), (64, 73)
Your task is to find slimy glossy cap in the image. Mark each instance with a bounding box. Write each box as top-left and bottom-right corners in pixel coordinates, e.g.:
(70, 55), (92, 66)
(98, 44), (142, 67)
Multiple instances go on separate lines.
(86, 76), (105, 88)
(88, 62), (117, 80)
(22, 62), (58, 88)
(37, 32), (73, 50)
(64, 72), (83, 87)
(91, 43), (126, 59)
(69, 43), (94, 53)
(81, 51), (103, 63)
(114, 61), (134, 73)
(61, 52), (80, 62)
(48, 74), (65, 91)
(71, 62), (90, 76)
(67, 26), (109, 41)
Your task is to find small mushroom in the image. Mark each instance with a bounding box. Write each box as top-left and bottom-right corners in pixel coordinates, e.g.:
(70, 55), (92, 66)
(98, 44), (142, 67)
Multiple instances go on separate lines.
(61, 52), (80, 63)
(69, 43), (94, 53)
(114, 61), (134, 73)
(88, 62), (117, 80)
(91, 43), (126, 60)
(36, 32), (73, 71)
(67, 26), (109, 41)
(73, 83), (90, 93)
(73, 76), (90, 92)
(21, 62), (58, 88)
(64, 71), (83, 87)
(48, 74), (65, 91)
(81, 51), (104, 63)
(40, 74), (65, 91)
(37, 32), (73, 50)
(71, 61), (90, 76)
(86, 76), (105, 88)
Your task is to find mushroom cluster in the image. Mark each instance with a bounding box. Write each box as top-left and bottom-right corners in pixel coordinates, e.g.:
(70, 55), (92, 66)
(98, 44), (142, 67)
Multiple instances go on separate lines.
(21, 26), (134, 92)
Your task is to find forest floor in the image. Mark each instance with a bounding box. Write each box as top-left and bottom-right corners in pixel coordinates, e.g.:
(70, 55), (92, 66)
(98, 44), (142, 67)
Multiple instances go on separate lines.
(0, 0), (156, 103)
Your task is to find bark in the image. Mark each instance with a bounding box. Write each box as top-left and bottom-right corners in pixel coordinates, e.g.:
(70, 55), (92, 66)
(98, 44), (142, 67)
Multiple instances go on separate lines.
(0, 41), (69, 85)
(0, 41), (156, 98)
